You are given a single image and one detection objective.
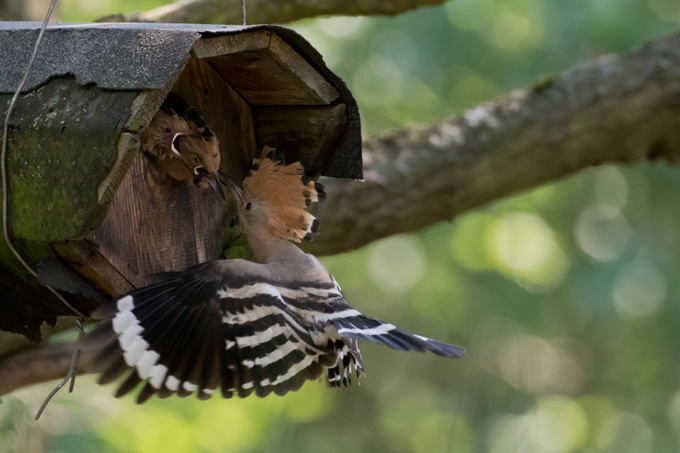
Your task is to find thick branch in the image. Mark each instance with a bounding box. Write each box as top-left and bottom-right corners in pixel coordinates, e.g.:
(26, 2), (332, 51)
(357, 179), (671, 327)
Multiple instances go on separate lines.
(305, 31), (680, 256)
(100, 0), (446, 25)
(3, 31), (680, 396)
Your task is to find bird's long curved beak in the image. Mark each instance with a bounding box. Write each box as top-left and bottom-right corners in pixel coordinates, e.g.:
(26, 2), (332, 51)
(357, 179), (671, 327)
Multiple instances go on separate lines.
(222, 175), (243, 205)
(206, 171), (224, 200)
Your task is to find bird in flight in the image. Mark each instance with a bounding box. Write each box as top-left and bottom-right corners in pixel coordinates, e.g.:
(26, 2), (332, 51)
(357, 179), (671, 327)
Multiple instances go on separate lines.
(140, 93), (223, 198)
(88, 148), (465, 403)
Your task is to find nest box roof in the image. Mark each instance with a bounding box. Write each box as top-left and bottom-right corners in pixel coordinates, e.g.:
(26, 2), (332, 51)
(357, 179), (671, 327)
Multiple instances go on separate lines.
(0, 22), (362, 179)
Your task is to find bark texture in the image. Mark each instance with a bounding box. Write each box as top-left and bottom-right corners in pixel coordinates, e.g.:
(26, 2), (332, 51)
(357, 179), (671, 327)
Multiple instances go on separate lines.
(305, 31), (680, 256)
(3, 29), (680, 397)
(100, 0), (446, 25)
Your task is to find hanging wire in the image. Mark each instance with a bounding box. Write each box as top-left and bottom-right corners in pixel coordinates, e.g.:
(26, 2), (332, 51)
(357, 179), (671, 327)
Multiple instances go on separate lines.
(0, 0), (87, 420)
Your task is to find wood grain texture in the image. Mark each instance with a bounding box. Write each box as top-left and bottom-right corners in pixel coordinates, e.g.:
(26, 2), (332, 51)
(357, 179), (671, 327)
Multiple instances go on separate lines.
(98, 63), (187, 205)
(52, 240), (134, 297)
(203, 32), (339, 106)
(172, 57), (256, 183)
(253, 103), (347, 176)
(192, 30), (271, 58)
(87, 58), (255, 287)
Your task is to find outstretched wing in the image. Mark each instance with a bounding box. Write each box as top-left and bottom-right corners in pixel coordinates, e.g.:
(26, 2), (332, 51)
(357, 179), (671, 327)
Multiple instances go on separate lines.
(89, 261), (333, 403)
(331, 315), (466, 359)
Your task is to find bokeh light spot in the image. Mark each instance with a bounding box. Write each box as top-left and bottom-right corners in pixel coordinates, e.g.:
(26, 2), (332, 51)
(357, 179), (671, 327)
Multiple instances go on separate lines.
(496, 333), (584, 394)
(490, 212), (569, 292)
(596, 412), (653, 453)
(489, 9), (532, 49)
(411, 412), (475, 453)
(449, 212), (496, 271)
(368, 235), (427, 294)
(352, 56), (403, 107)
(575, 204), (629, 262)
(612, 260), (666, 317)
(315, 16), (369, 39)
(595, 166), (629, 210)
(445, 0), (494, 30)
(648, 0), (680, 20)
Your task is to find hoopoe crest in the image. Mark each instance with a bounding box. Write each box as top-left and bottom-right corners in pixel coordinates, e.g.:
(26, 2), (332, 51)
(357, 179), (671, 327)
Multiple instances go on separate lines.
(237, 146), (325, 242)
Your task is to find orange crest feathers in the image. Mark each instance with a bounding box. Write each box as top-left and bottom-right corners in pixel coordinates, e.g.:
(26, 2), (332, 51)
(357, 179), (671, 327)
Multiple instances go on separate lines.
(244, 147), (327, 242)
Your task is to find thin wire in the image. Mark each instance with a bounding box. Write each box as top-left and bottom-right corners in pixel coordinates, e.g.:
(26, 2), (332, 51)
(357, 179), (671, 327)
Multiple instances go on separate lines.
(241, 0), (246, 25)
(1, 0), (84, 320)
(0, 0), (87, 420)
(34, 322), (85, 420)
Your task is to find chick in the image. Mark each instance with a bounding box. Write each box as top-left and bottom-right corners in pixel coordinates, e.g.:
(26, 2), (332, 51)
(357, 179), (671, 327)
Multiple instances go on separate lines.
(140, 93), (222, 198)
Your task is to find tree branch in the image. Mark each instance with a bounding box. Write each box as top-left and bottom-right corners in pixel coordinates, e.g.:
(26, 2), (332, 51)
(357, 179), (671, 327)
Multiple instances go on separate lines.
(305, 31), (680, 256)
(99, 0), (446, 25)
(3, 31), (680, 397)
(0, 342), (94, 397)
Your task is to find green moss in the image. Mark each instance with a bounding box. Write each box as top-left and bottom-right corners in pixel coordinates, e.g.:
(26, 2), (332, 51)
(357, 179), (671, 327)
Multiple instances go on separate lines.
(0, 77), (138, 242)
(531, 77), (555, 93)
(222, 232), (252, 260)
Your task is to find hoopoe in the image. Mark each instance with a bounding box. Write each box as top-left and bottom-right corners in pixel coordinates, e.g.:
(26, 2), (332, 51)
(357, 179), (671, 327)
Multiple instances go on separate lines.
(140, 93), (223, 198)
(88, 148), (465, 403)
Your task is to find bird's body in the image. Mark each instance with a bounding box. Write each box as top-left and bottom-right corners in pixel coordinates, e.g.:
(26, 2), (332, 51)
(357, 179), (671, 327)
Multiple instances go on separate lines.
(89, 149), (465, 403)
(140, 93), (222, 196)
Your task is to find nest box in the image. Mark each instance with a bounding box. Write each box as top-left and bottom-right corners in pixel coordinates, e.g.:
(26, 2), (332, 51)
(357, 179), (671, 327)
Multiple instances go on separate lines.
(0, 22), (362, 341)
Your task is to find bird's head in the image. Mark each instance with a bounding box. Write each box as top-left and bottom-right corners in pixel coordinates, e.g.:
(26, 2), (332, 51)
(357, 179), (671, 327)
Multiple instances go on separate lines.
(225, 147), (326, 242)
(171, 132), (223, 199)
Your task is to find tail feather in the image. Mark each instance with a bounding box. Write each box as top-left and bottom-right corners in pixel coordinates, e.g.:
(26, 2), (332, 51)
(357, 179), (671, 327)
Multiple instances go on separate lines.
(332, 315), (466, 359)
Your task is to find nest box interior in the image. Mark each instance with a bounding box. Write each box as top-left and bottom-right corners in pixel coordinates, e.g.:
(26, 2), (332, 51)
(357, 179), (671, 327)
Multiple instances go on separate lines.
(0, 23), (361, 339)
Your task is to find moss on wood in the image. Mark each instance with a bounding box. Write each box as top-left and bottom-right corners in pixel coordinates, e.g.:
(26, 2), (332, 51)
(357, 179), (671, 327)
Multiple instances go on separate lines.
(0, 77), (138, 340)
(1, 77), (138, 242)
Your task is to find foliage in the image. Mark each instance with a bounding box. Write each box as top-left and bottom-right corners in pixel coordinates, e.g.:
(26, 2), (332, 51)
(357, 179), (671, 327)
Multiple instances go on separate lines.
(3, 0), (680, 452)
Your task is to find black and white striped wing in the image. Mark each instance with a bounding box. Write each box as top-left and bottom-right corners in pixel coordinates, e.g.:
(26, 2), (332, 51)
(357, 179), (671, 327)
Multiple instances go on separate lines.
(90, 263), (332, 403)
(332, 315), (466, 359)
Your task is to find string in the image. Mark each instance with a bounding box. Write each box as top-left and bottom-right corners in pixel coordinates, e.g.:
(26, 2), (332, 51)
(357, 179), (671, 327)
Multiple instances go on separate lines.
(0, 0), (87, 420)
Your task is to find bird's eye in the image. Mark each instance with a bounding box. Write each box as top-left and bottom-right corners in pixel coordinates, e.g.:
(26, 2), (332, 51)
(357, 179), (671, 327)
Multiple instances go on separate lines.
(245, 203), (252, 211)
(165, 128), (172, 133)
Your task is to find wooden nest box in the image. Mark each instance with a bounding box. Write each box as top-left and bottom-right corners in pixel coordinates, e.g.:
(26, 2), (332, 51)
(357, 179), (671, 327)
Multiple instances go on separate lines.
(0, 23), (362, 341)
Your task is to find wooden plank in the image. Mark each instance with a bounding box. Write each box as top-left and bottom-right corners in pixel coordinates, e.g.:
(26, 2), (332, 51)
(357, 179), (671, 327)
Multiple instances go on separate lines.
(53, 240), (134, 297)
(253, 103), (347, 176)
(87, 57), (254, 287)
(192, 30), (271, 59)
(171, 57), (256, 183)
(98, 62), (187, 205)
(201, 32), (339, 106)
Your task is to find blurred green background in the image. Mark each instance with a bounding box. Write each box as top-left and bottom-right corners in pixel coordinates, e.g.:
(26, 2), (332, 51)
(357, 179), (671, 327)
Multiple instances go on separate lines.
(3, 0), (680, 452)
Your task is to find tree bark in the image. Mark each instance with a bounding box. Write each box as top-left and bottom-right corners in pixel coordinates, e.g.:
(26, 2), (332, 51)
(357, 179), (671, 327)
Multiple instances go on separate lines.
(3, 29), (680, 398)
(99, 0), (446, 25)
(0, 341), (97, 397)
(304, 30), (680, 256)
